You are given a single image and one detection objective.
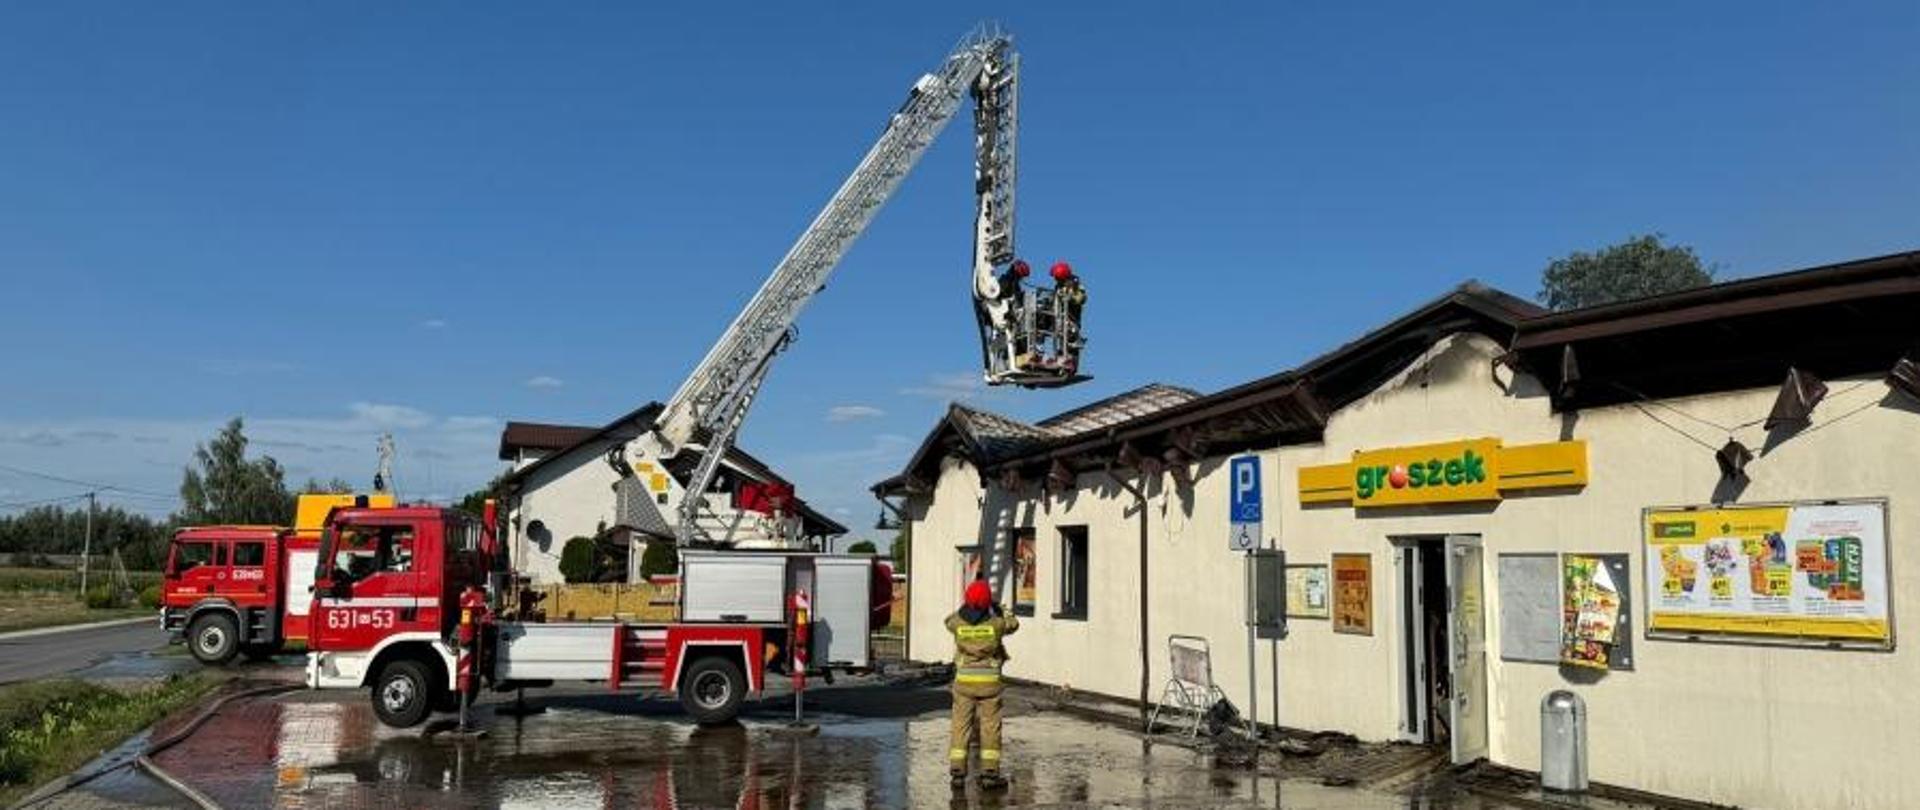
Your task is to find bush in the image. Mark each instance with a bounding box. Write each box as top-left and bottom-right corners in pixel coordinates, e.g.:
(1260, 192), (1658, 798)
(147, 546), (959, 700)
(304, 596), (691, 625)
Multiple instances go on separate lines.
(639, 541), (679, 579)
(558, 537), (596, 584)
(846, 540), (877, 554)
(138, 584), (163, 609)
(83, 586), (122, 610)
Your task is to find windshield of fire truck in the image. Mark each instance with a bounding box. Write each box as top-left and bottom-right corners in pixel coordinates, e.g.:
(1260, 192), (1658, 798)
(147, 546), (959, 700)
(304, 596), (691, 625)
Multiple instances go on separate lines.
(319, 523), (416, 587)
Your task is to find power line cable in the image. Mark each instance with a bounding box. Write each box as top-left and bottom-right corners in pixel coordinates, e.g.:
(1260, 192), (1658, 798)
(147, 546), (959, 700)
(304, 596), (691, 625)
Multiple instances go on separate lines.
(0, 492), (93, 510)
(0, 462), (176, 498)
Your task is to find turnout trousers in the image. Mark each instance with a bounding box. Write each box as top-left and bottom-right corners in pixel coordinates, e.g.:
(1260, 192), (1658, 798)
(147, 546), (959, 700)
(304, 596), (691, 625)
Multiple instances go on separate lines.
(948, 676), (1004, 775)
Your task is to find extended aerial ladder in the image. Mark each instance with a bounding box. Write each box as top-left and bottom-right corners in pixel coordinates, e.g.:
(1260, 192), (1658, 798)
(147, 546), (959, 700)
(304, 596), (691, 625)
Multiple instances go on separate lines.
(609, 25), (1086, 546)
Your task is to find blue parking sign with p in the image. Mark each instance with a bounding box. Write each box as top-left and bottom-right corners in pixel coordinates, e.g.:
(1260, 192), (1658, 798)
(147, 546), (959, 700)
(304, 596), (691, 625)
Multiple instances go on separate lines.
(1229, 456), (1261, 550)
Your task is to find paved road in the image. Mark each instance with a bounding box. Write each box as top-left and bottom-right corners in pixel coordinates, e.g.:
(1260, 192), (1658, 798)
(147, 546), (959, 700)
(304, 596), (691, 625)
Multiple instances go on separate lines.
(0, 620), (171, 684)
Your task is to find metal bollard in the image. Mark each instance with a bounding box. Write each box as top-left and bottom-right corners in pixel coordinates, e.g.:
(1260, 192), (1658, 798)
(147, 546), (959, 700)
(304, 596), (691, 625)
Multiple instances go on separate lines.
(1540, 690), (1588, 793)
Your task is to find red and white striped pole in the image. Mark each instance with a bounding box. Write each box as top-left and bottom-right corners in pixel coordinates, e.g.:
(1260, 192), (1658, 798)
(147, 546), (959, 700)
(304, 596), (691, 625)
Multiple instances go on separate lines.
(790, 589), (810, 722)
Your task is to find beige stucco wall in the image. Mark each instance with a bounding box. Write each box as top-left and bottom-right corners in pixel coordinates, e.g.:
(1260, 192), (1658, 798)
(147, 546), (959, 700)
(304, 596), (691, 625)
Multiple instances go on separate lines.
(904, 333), (1919, 810)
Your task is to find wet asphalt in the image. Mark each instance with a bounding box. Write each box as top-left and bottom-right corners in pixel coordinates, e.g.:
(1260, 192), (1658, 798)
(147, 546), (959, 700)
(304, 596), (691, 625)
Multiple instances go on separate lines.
(35, 678), (1551, 810)
(0, 620), (185, 684)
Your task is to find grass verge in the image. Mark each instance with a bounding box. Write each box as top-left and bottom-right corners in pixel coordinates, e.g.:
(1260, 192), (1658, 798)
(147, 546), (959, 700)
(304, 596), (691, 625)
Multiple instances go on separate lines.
(0, 591), (150, 634)
(0, 674), (216, 806)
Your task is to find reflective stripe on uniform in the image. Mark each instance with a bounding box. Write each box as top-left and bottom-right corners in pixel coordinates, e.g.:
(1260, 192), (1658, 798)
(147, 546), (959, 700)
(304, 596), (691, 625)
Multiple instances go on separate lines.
(955, 667), (1001, 683)
(980, 749), (1001, 761)
(955, 624), (998, 641)
(949, 748), (968, 761)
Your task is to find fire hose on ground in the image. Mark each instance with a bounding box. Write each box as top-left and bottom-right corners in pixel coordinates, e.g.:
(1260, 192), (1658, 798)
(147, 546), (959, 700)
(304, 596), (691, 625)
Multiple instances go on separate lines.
(13, 681), (298, 810)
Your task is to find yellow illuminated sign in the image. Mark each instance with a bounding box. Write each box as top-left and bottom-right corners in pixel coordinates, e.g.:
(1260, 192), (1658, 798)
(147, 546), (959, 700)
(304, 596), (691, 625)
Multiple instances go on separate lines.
(1298, 438), (1586, 508)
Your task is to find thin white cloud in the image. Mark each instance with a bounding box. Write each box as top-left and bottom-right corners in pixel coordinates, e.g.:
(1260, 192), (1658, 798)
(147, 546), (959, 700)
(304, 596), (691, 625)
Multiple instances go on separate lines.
(0, 404), (511, 517)
(826, 404), (886, 423)
(525, 376), (564, 390)
(421, 318), (448, 329)
(346, 402), (434, 430)
(899, 371), (999, 402)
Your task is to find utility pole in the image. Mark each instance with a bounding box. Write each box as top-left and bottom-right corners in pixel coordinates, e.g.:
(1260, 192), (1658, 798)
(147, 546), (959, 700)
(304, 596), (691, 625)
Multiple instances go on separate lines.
(79, 491), (96, 597)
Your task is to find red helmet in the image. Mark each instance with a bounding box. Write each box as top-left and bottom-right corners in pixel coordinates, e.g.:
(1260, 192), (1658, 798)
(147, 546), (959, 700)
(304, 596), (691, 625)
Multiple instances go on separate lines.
(1050, 261), (1074, 281)
(964, 579), (992, 610)
(1010, 259), (1031, 278)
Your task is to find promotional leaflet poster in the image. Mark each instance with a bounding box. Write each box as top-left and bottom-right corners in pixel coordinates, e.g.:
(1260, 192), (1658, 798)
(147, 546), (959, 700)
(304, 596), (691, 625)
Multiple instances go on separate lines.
(1644, 502), (1890, 646)
(1286, 564), (1330, 619)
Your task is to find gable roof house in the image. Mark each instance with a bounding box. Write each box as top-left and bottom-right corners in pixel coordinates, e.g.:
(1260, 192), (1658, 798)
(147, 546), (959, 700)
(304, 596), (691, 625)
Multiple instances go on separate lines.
(875, 251), (1920, 810)
(499, 403), (846, 584)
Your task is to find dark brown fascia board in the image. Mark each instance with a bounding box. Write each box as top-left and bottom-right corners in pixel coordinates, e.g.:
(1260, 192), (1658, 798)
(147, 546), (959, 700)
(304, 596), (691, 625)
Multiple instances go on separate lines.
(1515, 273), (1920, 349)
(1515, 251), (1920, 347)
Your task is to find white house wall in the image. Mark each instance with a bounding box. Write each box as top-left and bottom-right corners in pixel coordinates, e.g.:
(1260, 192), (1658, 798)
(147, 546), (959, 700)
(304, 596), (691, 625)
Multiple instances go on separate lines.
(509, 439), (624, 585)
(905, 333), (1920, 810)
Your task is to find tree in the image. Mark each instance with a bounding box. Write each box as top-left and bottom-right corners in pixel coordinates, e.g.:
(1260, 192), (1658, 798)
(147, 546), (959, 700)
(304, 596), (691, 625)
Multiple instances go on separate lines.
(176, 418), (296, 526)
(457, 472), (510, 516)
(301, 478), (357, 494)
(559, 536), (597, 583)
(1537, 234), (1715, 311)
(0, 503), (170, 568)
(889, 525), (910, 574)
(846, 540), (878, 554)
(639, 541), (679, 579)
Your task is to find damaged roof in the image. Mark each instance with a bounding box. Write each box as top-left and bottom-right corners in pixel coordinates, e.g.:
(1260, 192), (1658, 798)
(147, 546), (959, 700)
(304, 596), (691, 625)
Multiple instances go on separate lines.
(877, 251), (1920, 495)
(1036, 383), (1202, 434)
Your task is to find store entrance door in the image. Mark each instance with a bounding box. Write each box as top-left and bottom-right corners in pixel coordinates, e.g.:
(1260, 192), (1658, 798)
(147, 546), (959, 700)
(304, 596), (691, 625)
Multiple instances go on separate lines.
(1445, 534), (1488, 765)
(1395, 534), (1487, 763)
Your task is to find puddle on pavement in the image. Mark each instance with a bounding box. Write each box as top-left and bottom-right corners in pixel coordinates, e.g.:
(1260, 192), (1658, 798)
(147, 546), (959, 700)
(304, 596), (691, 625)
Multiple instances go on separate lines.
(149, 692), (1518, 809)
(69, 648), (201, 682)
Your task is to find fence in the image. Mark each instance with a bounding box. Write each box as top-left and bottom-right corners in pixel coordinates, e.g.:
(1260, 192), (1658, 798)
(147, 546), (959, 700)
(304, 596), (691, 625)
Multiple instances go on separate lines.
(536, 581), (679, 622)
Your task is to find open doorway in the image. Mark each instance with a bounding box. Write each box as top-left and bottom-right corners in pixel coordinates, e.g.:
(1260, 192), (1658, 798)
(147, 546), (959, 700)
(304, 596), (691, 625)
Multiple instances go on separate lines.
(1395, 534), (1488, 763)
(1397, 537), (1450, 746)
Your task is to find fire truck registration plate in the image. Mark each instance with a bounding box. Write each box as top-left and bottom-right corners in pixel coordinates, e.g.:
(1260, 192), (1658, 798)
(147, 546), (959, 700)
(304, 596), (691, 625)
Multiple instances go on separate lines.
(325, 609), (397, 630)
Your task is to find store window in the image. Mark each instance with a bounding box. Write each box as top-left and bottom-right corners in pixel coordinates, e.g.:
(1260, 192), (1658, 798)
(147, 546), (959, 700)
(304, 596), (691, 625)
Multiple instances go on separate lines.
(1056, 526), (1089, 620)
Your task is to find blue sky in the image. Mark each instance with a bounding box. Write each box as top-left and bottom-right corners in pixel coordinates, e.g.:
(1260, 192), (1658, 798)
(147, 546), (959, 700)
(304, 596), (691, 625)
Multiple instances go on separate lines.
(2, 3), (1916, 538)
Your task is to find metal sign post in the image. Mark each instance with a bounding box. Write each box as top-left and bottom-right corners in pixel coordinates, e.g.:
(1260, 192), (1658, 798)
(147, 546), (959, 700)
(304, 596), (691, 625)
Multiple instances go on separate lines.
(1229, 456), (1262, 740)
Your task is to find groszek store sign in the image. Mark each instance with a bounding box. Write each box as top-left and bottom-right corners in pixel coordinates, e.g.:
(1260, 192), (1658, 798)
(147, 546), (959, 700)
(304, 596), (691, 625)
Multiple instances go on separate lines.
(1298, 438), (1587, 508)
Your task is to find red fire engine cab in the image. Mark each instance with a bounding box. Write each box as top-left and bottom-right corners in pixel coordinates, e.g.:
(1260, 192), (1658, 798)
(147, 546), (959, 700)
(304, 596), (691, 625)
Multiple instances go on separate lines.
(160, 494), (394, 664)
(305, 501), (889, 728)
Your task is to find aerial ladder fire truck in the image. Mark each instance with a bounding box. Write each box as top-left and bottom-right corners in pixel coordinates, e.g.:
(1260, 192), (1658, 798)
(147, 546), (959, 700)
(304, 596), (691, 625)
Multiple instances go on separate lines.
(281, 26), (1080, 728)
(611, 23), (1087, 549)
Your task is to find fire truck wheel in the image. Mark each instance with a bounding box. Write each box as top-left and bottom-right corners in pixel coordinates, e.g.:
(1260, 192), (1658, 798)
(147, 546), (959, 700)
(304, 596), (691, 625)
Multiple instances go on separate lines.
(372, 660), (434, 728)
(187, 613), (240, 665)
(680, 656), (747, 725)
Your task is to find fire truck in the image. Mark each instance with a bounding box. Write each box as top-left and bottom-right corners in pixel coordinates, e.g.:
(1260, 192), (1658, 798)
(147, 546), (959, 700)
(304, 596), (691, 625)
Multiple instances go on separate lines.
(305, 500), (888, 728)
(160, 493), (394, 664)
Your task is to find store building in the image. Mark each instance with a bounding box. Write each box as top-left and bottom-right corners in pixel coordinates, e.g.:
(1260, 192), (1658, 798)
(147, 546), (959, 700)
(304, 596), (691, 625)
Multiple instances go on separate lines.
(875, 251), (1920, 810)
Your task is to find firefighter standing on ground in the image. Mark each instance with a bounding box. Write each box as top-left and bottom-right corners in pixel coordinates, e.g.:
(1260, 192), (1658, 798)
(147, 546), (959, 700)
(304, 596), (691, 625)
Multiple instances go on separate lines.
(947, 578), (1018, 788)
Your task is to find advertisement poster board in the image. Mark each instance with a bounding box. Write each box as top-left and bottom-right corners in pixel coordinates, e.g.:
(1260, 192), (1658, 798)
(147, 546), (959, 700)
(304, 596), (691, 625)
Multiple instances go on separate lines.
(1563, 553), (1634, 670)
(1332, 553), (1372, 635)
(1286, 564), (1330, 619)
(1644, 500), (1891, 648)
(1013, 531), (1037, 616)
